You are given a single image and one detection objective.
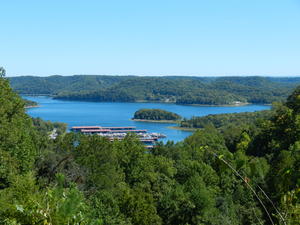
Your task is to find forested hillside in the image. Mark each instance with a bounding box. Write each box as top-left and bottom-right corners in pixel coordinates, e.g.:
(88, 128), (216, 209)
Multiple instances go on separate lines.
(180, 110), (274, 129)
(1, 72), (300, 224)
(9, 75), (300, 105)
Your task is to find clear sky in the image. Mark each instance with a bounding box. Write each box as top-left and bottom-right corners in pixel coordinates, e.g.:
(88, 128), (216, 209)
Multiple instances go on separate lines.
(1, 0), (300, 76)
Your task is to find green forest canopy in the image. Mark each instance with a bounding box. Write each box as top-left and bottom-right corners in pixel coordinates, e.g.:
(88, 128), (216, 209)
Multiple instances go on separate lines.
(1, 72), (300, 224)
(180, 110), (274, 129)
(133, 109), (181, 121)
(9, 75), (300, 105)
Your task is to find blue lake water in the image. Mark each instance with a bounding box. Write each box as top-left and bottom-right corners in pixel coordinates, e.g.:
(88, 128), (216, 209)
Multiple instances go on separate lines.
(24, 96), (271, 142)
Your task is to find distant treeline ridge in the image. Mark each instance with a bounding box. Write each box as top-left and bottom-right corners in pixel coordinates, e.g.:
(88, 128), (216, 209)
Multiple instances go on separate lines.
(9, 75), (300, 105)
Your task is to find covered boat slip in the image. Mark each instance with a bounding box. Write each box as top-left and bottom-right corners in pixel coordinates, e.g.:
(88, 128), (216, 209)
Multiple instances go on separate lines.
(71, 126), (135, 132)
(71, 125), (166, 147)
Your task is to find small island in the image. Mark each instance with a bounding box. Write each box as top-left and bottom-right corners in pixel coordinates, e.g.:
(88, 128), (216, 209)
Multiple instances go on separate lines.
(132, 109), (181, 123)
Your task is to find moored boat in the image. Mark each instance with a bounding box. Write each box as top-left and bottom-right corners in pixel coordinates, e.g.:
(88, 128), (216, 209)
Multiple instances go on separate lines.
(71, 125), (166, 147)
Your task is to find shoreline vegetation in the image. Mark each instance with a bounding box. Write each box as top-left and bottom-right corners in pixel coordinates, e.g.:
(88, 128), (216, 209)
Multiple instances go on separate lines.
(168, 126), (198, 131)
(25, 105), (40, 109)
(131, 119), (180, 124)
(133, 109), (274, 132)
(181, 102), (250, 107)
(178, 110), (274, 130)
(24, 95), (254, 107)
(21, 94), (273, 107)
(10, 75), (300, 105)
(23, 99), (39, 109)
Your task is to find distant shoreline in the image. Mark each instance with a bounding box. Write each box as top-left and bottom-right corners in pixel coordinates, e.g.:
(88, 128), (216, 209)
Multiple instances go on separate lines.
(131, 119), (197, 131)
(178, 102), (250, 107)
(25, 105), (40, 109)
(131, 119), (179, 124)
(168, 126), (198, 131)
(22, 95), (272, 108)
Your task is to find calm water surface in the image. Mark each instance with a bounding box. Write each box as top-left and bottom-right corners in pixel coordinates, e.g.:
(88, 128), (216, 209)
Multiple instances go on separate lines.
(24, 96), (270, 142)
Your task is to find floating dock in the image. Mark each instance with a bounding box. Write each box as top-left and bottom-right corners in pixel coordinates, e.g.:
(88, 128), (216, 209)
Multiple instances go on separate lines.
(71, 126), (166, 147)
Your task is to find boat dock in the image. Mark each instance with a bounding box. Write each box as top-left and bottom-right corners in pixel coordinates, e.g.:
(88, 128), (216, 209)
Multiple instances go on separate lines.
(71, 126), (166, 147)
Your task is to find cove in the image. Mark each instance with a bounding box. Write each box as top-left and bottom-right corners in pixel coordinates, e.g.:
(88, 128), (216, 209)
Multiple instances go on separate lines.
(23, 96), (271, 142)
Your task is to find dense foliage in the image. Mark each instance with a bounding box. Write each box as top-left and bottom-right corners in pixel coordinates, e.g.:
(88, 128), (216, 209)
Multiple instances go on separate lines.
(133, 109), (181, 121)
(9, 75), (300, 105)
(180, 110), (274, 129)
(23, 99), (38, 108)
(2, 73), (300, 224)
(31, 117), (67, 136)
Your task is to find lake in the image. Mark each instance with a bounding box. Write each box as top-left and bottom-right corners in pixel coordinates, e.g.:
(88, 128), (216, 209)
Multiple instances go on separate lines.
(24, 96), (271, 142)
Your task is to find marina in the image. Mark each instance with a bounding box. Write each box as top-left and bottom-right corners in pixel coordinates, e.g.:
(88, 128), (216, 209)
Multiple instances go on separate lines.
(71, 125), (166, 148)
(23, 96), (270, 143)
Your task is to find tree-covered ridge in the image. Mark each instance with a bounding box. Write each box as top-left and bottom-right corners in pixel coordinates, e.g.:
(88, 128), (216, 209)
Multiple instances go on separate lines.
(1, 72), (300, 224)
(9, 75), (130, 95)
(9, 75), (300, 105)
(133, 109), (181, 121)
(180, 110), (274, 129)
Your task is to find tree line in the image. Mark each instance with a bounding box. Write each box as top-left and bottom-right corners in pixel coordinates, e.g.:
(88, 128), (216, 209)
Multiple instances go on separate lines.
(9, 75), (300, 105)
(180, 110), (274, 129)
(1, 70), (300, 224)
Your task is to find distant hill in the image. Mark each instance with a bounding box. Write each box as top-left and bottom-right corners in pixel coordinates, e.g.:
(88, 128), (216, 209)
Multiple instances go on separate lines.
(9, 75), (300, 105)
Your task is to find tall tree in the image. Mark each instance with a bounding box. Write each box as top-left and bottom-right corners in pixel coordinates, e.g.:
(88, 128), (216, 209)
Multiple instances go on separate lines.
(0, 67), (5, 77)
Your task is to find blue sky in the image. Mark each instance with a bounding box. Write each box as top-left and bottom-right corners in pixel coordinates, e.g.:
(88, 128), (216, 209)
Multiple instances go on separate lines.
(1, 0), (300, 76)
